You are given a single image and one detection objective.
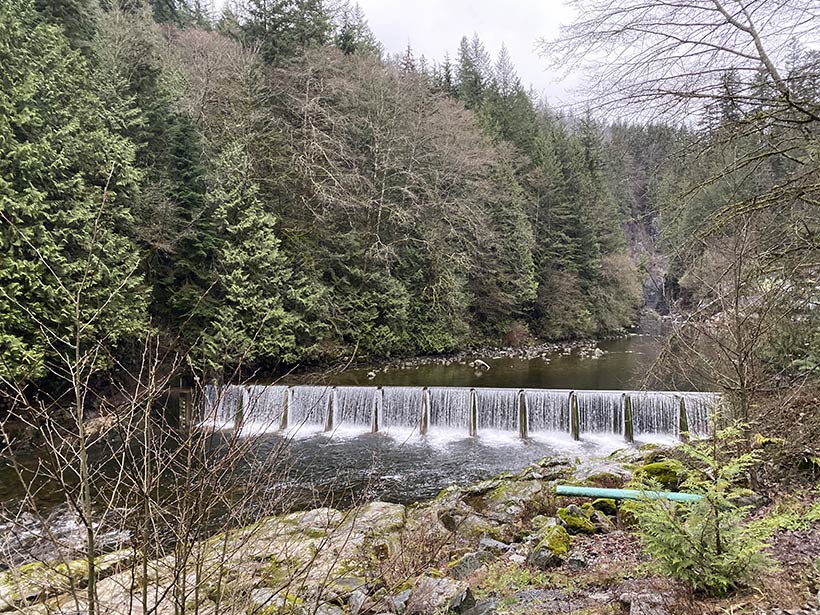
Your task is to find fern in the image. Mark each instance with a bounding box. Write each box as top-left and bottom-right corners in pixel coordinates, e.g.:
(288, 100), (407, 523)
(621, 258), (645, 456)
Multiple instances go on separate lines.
(623, 425), (773, 596)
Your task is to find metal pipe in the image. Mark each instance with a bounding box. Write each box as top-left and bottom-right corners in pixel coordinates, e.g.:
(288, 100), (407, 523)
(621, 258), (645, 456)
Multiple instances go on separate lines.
(556, 484), (702, 502)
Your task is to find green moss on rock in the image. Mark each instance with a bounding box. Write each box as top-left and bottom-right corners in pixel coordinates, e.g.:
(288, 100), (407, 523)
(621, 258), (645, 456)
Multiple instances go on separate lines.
(591, 498), (617, 517)
(538, 525), (571, 557)
(557, 506), (595, 535)
(637, 459), (686, 490)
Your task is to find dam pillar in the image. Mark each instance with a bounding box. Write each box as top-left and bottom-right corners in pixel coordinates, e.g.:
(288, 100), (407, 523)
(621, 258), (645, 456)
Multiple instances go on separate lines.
(420, 387), (429, 436)
(280, 387), (290, 431)
(518, 389), (528, 439)
(678, 396), (689, 442)
(372, 387), (383, 433)
(469, 388), (477, 437)
(570, 391), (580, 441)
(234, 388), (245, 432)
(324, 387), (336, 432)
(622, 393), (634, 444)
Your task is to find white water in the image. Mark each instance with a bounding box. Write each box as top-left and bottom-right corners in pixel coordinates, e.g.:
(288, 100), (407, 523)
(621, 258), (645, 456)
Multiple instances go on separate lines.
(202, 384), (716, 443)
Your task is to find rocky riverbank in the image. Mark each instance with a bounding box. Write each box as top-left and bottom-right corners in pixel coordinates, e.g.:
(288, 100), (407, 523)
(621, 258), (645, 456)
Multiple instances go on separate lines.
(2, 445), (819, 615)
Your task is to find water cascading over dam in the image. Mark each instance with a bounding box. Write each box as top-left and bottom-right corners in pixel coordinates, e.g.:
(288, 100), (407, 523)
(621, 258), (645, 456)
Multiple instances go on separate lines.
(202, 385), (717, 442)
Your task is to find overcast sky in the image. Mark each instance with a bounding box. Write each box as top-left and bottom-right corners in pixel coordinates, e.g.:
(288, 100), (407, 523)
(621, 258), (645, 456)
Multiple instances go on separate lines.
(353, 0), (579, 106)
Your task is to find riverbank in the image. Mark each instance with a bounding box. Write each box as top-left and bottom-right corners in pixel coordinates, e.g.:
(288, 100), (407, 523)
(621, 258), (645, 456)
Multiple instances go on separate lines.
(3, 442), (819, 615)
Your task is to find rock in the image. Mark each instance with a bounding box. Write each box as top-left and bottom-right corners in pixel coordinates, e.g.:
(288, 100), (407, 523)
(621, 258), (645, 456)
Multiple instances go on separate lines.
(566, 551), (587, 569)
(509, 554), (526, 565)
(557, 506), (596, 535)
(406, 576), (475, 615)
(636, 460), (686, 490)
(619, 592), (672, 615)
(478, 537), (509, 553)
(529, 515), (559, 532)
(448, 552), (484, 580)
(250, 588), (305, 614)
(349, 589), (368, 615)
(388, 588), (412, 614)
(591, 498), (618, 517)
(461, 598), (497, 615)
(589, 509), (616, 534)
(315, 604), (345, 615)
(526, 525), (570, 569)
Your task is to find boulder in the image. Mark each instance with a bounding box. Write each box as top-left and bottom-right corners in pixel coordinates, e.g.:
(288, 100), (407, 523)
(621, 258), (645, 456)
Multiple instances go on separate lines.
(406, 576), (475, 615)
(448, 552), (485, 580)
(526, 525), (570, 569)
(478, 537), (509, 554)
(557, 506), (596, 535)
(461, 598), (497, 615)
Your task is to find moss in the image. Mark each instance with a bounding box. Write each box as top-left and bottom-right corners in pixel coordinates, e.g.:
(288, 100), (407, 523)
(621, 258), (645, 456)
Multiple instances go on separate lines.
(536, 525), (571, 557)
(557, 507), (595, 535)
(591, 498), (618, 517)
(637, 460), (686, 490)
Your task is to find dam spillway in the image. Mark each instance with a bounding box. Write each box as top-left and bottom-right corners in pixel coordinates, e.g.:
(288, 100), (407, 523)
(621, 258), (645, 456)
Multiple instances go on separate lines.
(202, 385), (716, 442)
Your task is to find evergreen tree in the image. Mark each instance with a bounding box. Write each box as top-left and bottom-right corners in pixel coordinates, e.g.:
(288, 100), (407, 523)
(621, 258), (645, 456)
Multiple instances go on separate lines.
(0, 0), (147, 381)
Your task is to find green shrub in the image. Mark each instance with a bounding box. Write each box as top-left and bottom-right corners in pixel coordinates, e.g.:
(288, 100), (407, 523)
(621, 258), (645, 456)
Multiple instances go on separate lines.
(623, 425), (773, 596)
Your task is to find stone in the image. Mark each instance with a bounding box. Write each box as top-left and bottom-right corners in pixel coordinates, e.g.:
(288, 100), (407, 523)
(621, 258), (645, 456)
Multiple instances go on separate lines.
(388, 588), (412, 614)
(636, 460), (686, 490)
(566, 551), (587, 569)
(349, 589), (368, 615)
(590, 510), (616, 533)
(406, 576), (475, 615)
(448, 552), (484, 580)
(509, 554), (527, 565)
(526, 525), (570, 569)
(250, 588), (305, 614)
(557, 506), (596, 535)
(315, 604), (345, 615)
(529, 515), (558, 532)
(591, 498), (618, 517)
(619, 592), (672, 615)
(461, 598), (497, 615)
(478, 537), (509, 553)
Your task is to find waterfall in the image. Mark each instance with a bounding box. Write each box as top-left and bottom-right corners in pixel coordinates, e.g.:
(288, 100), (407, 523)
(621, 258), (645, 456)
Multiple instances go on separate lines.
(577, 390), (623, 434)
(681, 392), (715, 437)
(380, 387), (424, 432)
(333, 386), (378, 430)
(202, 384), (241, 429)
(287, 386), (332, 433)
(428, 387), (471, 431)
(631, 391), (680, 437)
(474, 388), (519, 432)
(526, 389), (571, 433)
(199, 384), (717, 443)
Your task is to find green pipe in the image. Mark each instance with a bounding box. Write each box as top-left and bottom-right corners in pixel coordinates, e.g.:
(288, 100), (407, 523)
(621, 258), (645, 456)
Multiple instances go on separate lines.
(556, 484), (703, 502)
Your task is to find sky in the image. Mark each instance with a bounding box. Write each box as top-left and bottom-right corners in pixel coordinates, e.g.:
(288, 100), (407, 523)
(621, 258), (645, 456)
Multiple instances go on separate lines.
(353, 0), (580, 106)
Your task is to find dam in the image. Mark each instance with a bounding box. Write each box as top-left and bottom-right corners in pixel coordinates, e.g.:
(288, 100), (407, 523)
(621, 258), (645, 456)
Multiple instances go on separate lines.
(202, 384), (716, 442)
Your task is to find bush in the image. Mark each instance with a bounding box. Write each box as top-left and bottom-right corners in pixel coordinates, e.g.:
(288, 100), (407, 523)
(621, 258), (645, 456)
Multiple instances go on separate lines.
(623, 426), (773, 596)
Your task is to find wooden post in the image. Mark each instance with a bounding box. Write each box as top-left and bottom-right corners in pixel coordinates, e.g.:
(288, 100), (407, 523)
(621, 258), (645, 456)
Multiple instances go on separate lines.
(623, 393), (634, 444)
(420, 387), (429, 436)
(570, 391), (580, 441)
(518, 389), (528, 439)
(469, 388), (477, 437)
(678, 396), (689, 442)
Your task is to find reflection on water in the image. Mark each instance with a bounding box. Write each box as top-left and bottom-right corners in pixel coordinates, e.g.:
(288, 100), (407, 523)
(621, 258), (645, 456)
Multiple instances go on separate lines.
(305, 334), (676, 391)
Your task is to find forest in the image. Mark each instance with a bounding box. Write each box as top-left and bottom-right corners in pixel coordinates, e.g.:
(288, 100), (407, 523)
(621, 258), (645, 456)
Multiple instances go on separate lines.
(1, 0), (685, 383)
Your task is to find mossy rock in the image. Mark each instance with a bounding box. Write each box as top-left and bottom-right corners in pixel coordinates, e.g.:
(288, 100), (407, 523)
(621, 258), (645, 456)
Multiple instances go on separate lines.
(636, 459), (686, 490)
(591, 498), (618, 517)
(557, 506), (595, 535)
(581, 472), (626, 489)
(537, 525), (570, 557)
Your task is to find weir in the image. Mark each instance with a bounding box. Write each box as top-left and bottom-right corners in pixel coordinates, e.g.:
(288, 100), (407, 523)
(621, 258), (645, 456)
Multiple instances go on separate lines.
(201, 385), (718, 442)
